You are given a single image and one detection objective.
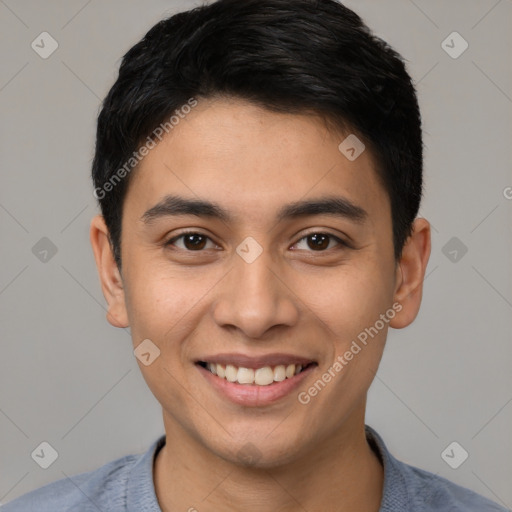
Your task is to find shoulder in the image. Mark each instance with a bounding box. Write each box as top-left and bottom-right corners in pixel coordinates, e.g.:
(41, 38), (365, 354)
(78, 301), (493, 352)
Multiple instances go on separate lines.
(400, 460), (508, 512)
(1, 452), (141, 512)
(365, 425), (509, 512)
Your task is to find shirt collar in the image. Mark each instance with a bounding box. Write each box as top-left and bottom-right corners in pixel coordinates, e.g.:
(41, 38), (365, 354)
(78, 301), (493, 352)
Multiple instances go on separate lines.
(127, 434), (165, 511)
(365, 424), (410, 511)
(126, 426), (409, 511)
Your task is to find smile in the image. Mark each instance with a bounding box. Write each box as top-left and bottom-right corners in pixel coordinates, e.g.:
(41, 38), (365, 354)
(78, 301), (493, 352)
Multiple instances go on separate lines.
(197, 361), (315, 386)
(195, 357), (318, 406)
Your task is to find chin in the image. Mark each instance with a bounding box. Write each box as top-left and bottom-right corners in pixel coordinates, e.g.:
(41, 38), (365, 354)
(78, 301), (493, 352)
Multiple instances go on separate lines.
(210, 434), (307, 470)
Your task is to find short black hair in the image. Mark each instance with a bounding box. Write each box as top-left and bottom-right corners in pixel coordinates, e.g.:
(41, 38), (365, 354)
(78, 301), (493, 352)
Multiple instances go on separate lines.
(92, 0), (423, 269)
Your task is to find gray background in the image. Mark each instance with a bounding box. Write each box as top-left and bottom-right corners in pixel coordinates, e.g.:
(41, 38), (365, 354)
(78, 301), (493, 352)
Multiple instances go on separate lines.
(1, 0), (511, 507)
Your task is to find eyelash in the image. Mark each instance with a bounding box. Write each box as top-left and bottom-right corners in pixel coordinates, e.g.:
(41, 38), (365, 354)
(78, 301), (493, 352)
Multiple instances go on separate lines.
(163, 230), (349, 253)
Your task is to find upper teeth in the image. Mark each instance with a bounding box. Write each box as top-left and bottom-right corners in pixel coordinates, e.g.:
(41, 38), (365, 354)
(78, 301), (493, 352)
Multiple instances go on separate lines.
(206, 363), (304, 386)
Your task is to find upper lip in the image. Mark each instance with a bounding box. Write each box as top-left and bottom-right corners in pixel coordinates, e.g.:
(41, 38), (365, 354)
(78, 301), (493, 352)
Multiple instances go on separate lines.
(196, 353), (316, 369)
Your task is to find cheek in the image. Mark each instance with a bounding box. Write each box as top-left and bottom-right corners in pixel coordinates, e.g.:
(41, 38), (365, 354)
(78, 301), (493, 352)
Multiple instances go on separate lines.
(303, 261), (392, 335)
(123, 266), (197, 346)
(124, 271), (203, 414)
(123, 259), (226, 367)
(298, 258), (394, 390)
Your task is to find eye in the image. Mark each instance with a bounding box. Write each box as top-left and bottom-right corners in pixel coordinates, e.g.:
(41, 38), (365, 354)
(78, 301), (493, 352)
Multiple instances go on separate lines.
(164, 231), (218, 251)
(164, 231), (349, 253)
(292, 232), (348, 252)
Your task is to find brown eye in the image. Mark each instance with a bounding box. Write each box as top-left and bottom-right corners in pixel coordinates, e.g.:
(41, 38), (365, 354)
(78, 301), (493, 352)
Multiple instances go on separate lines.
(293, 233), (347, 252)
(307, 233), (330, 250)
(165, 232), (215, 251)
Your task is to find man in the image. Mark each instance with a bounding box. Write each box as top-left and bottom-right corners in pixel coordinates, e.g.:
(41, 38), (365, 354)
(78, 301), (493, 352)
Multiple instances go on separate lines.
(3, 0), (507, 510)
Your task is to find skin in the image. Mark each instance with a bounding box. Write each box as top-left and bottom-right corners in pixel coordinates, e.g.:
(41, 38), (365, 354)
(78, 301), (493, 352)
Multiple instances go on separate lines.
(90, 97), (431, 511)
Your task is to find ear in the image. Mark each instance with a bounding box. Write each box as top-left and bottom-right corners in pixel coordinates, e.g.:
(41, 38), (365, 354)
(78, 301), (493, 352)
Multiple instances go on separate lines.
(89, 214), (129, 328)
(389, 217), (431, 329)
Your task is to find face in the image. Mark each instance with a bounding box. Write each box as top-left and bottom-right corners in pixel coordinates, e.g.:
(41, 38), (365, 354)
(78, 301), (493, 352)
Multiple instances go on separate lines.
(92, 97), (427, 468)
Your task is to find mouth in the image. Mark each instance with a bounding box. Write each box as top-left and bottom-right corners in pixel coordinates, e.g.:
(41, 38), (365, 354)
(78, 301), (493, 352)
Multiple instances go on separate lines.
(194, 353), (319, 406)
(196, 360), (317, 386)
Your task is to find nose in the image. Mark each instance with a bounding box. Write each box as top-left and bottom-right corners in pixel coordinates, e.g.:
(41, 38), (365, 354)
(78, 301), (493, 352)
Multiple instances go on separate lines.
(211, 245), (300, 339)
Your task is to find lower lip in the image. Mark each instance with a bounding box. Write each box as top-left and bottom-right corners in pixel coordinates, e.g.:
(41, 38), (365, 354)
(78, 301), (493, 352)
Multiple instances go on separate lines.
(196, 363), (317, 407)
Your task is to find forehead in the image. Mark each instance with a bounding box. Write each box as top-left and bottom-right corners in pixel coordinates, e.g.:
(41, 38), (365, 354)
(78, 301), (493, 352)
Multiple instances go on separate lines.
(125, 97), (390, 229)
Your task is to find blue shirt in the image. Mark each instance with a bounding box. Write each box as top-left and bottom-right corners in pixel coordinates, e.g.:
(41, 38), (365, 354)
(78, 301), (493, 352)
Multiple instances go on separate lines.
(2, 425), (508, 511)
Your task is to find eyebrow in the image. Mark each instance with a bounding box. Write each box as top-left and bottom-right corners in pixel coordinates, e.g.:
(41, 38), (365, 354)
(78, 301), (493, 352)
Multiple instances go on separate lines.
(140, 194), (368, 225)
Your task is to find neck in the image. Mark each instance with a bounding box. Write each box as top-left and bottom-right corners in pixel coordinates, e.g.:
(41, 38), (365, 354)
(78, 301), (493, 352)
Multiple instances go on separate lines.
(154, 409), (383, 512)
